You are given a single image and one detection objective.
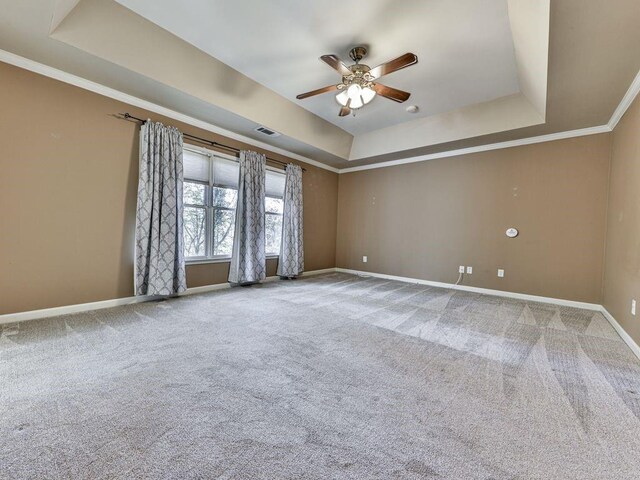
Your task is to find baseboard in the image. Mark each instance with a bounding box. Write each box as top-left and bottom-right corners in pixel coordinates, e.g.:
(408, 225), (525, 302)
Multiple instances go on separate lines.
(178, 283), (231, 295)
(335, 268), (602, 311)
(599, 307), (640, 360)
(300, 268), (337, 277)
(0, 295), (154, 326)
(0, 268), (335, 325)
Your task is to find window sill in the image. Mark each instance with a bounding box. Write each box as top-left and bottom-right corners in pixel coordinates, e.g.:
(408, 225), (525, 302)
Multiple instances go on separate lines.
(186, 257), (231, 265)
(186, 255), (279, 266)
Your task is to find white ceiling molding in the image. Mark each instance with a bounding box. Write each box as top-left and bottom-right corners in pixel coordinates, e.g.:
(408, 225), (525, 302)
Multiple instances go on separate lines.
(1, 48), (639, 176)
(339, 125), (612, 173)
(341, 63), (640, 173)
(0, 48), (338, 173)
(3, 0), (640, 171)
(608, 67), (640, 130)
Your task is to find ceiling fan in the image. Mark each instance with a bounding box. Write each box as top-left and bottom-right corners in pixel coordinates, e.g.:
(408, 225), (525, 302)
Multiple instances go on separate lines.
(296, 46), (418, 117)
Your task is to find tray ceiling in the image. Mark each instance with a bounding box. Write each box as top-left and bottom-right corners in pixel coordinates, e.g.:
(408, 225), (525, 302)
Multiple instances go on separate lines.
(1, 0), (639, 169)
(115, 0), (522, 136)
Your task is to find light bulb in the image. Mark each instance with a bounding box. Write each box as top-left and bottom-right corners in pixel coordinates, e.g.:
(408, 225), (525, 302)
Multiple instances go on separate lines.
(336, 91), (349, 106)
(361, 87), (376, 104)
(350, 95), (364, 109)
(347, 84), (362, 100)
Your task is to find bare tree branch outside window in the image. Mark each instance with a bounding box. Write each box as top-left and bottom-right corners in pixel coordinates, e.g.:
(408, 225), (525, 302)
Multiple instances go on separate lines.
(183, 160), (285, 260)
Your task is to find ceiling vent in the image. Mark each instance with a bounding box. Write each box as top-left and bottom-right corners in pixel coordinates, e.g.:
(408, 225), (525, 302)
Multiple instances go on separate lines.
(255, 126), (281, 137)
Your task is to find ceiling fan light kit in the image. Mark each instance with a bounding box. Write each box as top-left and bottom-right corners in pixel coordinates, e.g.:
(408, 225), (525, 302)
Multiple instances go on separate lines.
(335, 84), (376, 109)
(296, 46), (418, 117)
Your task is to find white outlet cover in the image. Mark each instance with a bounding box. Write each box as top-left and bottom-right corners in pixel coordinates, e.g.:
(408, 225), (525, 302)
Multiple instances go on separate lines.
(632, 299), (636, 316)
(459, 266), (465, 273)
(362, 256), (368, 263)
(498, 269), (505, 277)
(466, 266), (473, 274)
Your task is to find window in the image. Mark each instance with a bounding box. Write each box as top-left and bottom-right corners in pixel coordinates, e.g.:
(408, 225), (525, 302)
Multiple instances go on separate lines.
(183, 182), (207, 257)
(211, 186), (237, 256)
(265, 169), (286, 255)
(183, 147), (286, 261)
(265, 196), (284, 255)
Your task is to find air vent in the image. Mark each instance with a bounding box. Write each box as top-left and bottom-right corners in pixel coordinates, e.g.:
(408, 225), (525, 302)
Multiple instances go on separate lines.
(255, 126), (281, 137)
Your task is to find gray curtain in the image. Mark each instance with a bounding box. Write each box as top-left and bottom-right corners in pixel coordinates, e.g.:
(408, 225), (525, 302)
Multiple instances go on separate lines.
(135, 120), (187, 296)
(228, 151), (266, 284)
(277, 164), (304, 277)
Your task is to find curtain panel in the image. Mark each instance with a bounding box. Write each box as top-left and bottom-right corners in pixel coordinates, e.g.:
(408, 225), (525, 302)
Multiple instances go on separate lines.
(228, 151), (267, 284)
(135, 121), (187, 296)
(277, 164), (304, 277)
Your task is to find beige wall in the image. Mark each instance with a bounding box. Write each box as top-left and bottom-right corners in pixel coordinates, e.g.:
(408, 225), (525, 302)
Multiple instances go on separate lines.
(603, 95), (640, 345)
(337, 135), (612, 303)
(0, 62), (338, 315)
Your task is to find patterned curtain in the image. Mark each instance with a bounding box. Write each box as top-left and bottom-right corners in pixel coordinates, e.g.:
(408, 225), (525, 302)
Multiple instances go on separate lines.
(228, 151), (266, 284)
(277, 164), (304, 278)
(135, 121), (187, 296)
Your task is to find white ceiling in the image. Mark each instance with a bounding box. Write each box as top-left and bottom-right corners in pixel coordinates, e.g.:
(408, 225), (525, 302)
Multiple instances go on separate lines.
(4, 0), (638, 169)
(115, 0), (521, 135)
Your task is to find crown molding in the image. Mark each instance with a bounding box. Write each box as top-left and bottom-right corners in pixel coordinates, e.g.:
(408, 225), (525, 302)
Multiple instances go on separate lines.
(339, 65), (640, 174)
(608, 68), (640, 130)
(0, 49), (339, 174)
(338, 124), (612, 173)
(2, 49), (639, 175)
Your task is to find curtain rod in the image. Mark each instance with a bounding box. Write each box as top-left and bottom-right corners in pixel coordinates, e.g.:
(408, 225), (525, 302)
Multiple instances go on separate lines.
(118, 113), (305, 172)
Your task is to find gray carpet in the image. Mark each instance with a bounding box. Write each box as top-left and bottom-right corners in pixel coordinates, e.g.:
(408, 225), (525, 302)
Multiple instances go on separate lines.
(2, 273), (640, 479)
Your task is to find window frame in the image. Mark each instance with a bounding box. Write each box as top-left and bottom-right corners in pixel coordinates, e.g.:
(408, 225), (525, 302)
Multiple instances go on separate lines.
(183, 144), (284, 264)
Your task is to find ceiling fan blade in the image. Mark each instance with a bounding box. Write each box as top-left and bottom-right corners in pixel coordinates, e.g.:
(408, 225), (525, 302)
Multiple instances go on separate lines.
(373, 83), (411, 103)
(296, 84), (339, 100)
(320, 55), (352, 76)
(369, 53), (418, 79)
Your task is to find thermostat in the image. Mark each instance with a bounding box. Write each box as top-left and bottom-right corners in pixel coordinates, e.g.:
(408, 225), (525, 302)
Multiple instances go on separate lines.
(506, 228), (519, 238)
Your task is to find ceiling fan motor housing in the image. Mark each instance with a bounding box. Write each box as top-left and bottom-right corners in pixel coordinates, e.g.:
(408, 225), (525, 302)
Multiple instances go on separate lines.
(348, 46), (368, 63)
(342, 64), (374, 90)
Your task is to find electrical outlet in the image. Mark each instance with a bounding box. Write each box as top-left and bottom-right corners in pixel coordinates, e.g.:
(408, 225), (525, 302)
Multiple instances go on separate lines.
(632, 299), (636, 316)
(497, 269), (504, 278)
(466, 266), (473, 274)
(362, 256), (368, 263)
(459, 266), (465, 274)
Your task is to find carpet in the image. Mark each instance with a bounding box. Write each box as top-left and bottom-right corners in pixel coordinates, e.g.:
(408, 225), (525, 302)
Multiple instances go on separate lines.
(1, 273), (640, 479)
